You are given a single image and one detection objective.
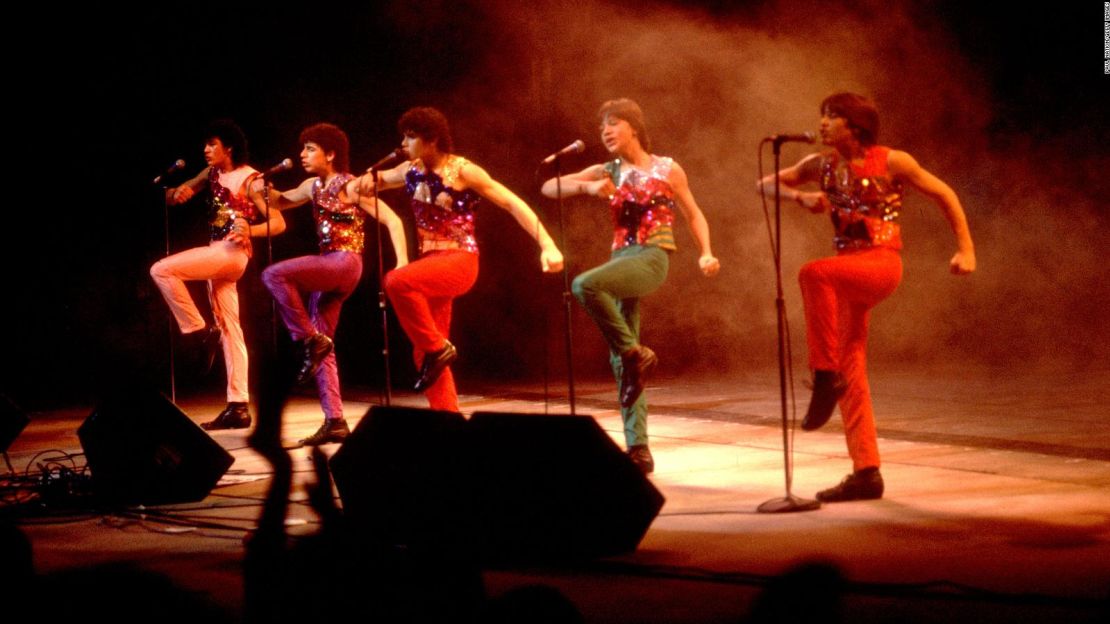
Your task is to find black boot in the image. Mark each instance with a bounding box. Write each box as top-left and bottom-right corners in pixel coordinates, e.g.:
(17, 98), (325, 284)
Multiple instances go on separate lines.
(200, 326), (223, 375)
(299, 418), (351, 447)
(816, 467), (884, 502)
(201, 402), (251, 431)
(297, 333), (334, 384)
(183, 325), (222, 376)
(802, 370), (846, 431)
(619, 345), (658, 408)
(414, 340), (458, 392)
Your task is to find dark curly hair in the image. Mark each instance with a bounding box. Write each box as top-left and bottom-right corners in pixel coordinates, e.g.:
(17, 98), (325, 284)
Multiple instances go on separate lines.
(204, 119), (249, 167)
(299, 123), (350, 173)
(397, 107), (454, 154)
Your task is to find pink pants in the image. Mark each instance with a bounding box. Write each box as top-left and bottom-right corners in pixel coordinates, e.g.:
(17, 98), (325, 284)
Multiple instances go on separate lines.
(384, 250), (479, 412)
(799, 247), (902, 471)
(150, 239), (250, 403)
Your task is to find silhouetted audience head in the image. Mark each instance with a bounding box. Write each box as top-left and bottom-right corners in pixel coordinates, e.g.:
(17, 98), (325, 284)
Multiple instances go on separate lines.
(749, 561), (844, 624)
(483, 584), (585, 624)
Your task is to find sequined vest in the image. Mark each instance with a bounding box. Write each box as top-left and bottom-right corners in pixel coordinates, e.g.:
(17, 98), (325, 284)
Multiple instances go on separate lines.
(405, 156), (480, 254)
(605, 155), (677, 251)
(208, 166), (262, 241)
(312, 173), (364, 253)
(819, 146), (903, 252)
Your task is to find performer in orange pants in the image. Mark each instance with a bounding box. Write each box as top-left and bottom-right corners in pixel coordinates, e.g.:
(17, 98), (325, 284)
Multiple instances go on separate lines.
(799, 248), (902, 472)
(759, 93), (975, 502)
(372, 107), (563, 412)
(383, 248), (478, 412)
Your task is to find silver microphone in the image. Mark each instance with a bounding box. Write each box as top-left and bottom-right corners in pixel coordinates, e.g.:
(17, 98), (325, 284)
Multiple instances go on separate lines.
(368, 148), (407, 172)
(542, 139), (586, 164)
(261, 158), (294, 178)
(152, 159), (186, 185)
(766, 132), (816, 144)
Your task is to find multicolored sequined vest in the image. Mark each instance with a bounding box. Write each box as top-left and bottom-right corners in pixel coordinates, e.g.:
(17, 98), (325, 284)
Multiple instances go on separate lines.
(405, 155), (480, 254)
(819, 145), (903, 252)
(605, 155), (677, 251)
(312, 173), (364, 253)
(208, 166), (261, 241)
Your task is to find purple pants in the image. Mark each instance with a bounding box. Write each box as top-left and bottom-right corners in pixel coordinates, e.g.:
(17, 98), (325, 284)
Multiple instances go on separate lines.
(262, 251), (363, 420)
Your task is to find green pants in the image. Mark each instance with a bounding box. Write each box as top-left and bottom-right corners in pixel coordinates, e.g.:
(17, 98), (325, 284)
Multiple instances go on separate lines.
(572, 245), (669, 447)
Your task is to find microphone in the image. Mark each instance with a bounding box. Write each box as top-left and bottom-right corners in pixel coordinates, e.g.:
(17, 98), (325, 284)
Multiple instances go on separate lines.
(261, 158), (294, 178)
(368, 148), (407, 173)
(152, 159), (186, 185)
(767, 132), (816, 144)
(541, 140), (585, 164)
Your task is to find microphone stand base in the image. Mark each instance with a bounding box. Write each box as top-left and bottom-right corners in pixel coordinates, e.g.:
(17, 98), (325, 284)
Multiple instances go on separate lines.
(757, 494), (821, 514)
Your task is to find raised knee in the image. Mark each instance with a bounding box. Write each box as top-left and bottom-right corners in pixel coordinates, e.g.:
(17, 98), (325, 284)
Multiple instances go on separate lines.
(570, 274), (594, 302)
(261, 266), (280, 289)
(383, 269), (411, 295)
(799, 261), (824, 286)
(150, 260), (168, 280)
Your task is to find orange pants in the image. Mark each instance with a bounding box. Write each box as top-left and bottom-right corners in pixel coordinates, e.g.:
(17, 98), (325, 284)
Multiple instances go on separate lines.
(384, 250), (479, 412)
(799, 247), (902, 470)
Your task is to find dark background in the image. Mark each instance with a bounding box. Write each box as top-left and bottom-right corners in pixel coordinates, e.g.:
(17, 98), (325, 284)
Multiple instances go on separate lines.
(6, 0), (1107, 409)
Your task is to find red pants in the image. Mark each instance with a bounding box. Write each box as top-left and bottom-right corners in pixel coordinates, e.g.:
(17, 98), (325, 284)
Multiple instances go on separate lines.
(799, 247), (902, 471)
(384, 250), (479, 412)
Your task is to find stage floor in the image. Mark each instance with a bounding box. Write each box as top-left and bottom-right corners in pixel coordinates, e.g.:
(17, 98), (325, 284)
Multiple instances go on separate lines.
(5, 366), (1109, 622)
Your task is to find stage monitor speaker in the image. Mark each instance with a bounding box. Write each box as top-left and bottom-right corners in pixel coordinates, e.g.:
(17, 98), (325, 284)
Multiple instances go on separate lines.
(330, 405), (471, 550)
(330, 407), (664, 562)
(1, 394), (29, 453)
(77, 386), (234, 505)
(467, 411), (665, 562)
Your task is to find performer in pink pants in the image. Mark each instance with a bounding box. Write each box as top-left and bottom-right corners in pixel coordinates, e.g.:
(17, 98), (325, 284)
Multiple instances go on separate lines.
(758, 93), (975, 501)
(153, 119), (285, 430)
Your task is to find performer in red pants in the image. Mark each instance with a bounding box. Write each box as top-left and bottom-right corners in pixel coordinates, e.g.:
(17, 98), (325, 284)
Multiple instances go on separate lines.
(758, 93), (975, 501)
(371, 107), (564, 412)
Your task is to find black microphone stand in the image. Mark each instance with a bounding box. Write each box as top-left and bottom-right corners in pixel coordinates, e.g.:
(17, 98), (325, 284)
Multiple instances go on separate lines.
(263, 176), (278, 353)
(552, 156), (577, 415)
(156, 181), (177, 403)
(758, 137), (820, 514)
(370, 168), (392, 405)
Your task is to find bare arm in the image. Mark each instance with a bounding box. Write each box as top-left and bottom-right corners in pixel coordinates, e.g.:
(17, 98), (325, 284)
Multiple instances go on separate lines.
(345, 179), (409, 270)
(669, 161), (720, 277)
(755, 153), (828, 213)
(887, 150), (976, 274)
(266, 178), (316, 211)
(460, 162), (564, 273)
(540, 163), (615, 199)
(167, 167), (211, 204)
(355, 160), (411, 196)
